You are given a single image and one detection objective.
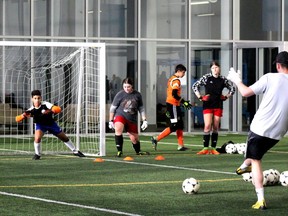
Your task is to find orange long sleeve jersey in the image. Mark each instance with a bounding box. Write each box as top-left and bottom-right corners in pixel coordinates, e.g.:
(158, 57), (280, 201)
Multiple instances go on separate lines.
(166, 75), (182, 106)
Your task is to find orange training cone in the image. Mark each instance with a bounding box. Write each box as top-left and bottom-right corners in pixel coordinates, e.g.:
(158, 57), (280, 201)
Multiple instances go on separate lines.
(94, 158), (104, 162)
(123, 156), (134, 161)
(155, 155), (165, 161)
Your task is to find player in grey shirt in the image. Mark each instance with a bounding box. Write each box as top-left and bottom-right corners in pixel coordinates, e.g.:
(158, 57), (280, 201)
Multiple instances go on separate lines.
(109, 77), (149, 157)
(227, 51), (288, 210)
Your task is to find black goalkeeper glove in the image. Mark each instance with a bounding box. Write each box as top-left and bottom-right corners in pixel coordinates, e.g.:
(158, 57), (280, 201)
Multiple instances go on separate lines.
(182, 100), (193, 110)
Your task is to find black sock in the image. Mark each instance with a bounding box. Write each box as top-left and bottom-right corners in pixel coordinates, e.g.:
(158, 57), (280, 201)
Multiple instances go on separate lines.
(211, 132), (218, 148)
(115, 135), (123, 152)
(203, 133), (210, 148)
(132, 141), (141, 153)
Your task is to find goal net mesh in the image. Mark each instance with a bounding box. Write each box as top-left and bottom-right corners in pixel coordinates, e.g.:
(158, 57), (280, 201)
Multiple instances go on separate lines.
(0, 42), (106, 156)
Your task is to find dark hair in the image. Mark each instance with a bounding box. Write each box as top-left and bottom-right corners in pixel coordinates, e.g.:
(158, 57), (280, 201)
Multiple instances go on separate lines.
(122, 77), (134, 86)
(210, 61), (220, 68)
(31, 90), (41, 97)
(175, 64), (187, 73)
(275, 51), (288, 68)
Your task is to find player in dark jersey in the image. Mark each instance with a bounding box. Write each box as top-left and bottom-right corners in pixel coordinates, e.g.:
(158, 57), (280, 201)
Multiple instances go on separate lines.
(192, 61), (235, 155)
(109, 77), (149, 157)
(15, 90), (85, 160)
(151, 64), (192, 151)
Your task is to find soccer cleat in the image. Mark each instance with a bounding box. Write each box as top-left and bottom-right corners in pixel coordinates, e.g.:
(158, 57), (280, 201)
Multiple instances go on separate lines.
(209, 149), (220, 155)
(73, 151), (86, 157)
(196, 148), (209, 155)
(151, 136), (158, 150)
(117, 151), (123, 157)
(178, 146), (189, 151)
(32, 154), (41, 160)
(236, 165), (252, 175)
(136, 151), (150, 155)
(252, 200), (267, 210)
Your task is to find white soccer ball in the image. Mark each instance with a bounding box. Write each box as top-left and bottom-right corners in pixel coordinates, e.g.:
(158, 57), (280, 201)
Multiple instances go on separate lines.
(236, 143), (246, 155)
(270, 169), (281, 184)
(225, 143), (236, 154)
(182, 178), (200, 194)
(41, 109), (45, 114)
(263, 170), (276, 186)
(242, 172), (252, 182)
(279, 171), (288, 186)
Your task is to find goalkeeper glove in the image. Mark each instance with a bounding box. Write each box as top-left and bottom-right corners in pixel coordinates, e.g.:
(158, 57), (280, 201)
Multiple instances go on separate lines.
(15, 114), (25, 122)
(182, 100), (193, 110)
(108, 120), (115, 130)
(199, 94), (210, 101)
(227, 67), (242, 85)
(141, 120), (148, 131)
(220, 95), (228, 101)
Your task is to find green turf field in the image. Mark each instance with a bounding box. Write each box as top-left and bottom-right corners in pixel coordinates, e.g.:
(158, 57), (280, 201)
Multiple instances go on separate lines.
(0, 133), (287, 215)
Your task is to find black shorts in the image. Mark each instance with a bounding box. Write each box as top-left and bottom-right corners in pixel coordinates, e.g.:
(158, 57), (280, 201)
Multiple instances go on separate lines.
(245, 131), (279, 160)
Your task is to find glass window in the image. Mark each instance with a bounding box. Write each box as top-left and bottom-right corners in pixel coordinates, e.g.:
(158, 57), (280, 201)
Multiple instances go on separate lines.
(91, 41), (138, 103)
(51, 0), (85, 37)
(88, 0), (137, 38)
(284, 1), (288, 40)
(190, 0), (231, 40)
(3, 0), (30, 36)
(141, 41), (188, 131)
(141, 0), (188, 39)
(34, 0), (50, 36)
(240, 0), (281, 40)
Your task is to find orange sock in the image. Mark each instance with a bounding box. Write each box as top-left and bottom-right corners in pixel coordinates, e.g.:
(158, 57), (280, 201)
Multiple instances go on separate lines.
(176, 130), (184, 146)
(157, 127), (171, 142)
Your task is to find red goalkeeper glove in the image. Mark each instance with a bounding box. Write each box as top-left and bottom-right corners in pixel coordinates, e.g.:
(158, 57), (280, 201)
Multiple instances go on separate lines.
(199, 94), (210, 101)
(220, 95), (228, 101)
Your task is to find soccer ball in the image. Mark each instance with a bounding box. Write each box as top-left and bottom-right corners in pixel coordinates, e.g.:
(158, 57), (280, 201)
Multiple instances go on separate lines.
(279, 171), (288, 186)
(225, 143), (236, 154)
(235, 143), (246, 154)
(242, 172), (252, 182)
(270, 169), (281, 184)
(263, 170), (276, 185)
(182, 178), (200, 194)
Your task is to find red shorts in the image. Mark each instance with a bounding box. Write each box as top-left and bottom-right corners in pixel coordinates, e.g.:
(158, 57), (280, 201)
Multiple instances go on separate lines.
(114, 115), (138, 134)
(203, 108), (223, 117)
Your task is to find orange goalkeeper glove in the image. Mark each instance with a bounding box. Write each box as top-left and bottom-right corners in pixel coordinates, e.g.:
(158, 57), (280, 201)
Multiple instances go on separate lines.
(15, 114), (25, 122)
(51, 106), (61, 114)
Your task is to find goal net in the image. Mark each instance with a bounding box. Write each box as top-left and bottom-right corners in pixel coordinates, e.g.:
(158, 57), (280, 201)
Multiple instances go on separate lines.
(0, 41), (106, 156)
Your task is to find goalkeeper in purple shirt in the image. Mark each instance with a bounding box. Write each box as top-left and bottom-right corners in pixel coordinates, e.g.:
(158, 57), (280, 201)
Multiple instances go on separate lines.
(108, 77), (149, 157)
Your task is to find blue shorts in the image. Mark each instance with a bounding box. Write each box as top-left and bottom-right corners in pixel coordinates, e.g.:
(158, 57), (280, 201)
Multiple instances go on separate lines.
(245, 131), (278, 160)
(35, 122), (62, 136)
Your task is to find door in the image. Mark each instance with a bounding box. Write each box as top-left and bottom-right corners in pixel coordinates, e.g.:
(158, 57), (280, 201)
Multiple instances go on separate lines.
(233, 45), (280, 132)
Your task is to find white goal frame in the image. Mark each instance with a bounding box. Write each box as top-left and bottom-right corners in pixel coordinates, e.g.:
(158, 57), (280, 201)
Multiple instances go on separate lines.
(0, 41), (106, 156)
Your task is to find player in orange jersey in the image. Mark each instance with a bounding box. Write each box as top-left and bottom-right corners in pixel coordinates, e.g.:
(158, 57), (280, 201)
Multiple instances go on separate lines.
(151, 64), (192, 151)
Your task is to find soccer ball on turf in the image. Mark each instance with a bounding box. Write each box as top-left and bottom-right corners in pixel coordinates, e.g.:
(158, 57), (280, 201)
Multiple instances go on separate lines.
(242, 172), (252, 182)
(263, 169), (276, 185)
(270, 169), (281, 184)
(182, 178), (200, 194)
(279, 171), (288, 186)
(225, 143), (236, 154)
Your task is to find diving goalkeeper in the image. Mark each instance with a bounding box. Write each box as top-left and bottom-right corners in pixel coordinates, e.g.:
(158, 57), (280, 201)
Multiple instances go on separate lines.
(151, 64), (193, 151)
(15, 90), (85, 160)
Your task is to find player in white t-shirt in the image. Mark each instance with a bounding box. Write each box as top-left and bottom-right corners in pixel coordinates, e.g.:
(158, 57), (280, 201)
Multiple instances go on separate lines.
(227, 51), (288, 210)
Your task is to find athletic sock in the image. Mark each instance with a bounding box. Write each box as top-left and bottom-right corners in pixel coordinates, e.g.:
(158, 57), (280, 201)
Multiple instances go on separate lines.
(64, 140), (76, 152)
(255, 188), (264, 201)
(132, 141), (141, 153)
(211, 132), (218, 148)
(115, 135), (123, 152)
(176, 129), (184, 147)
(34, 142), (41, 155)
(203, 133), (210, 148)
(157, 127), (171, 142)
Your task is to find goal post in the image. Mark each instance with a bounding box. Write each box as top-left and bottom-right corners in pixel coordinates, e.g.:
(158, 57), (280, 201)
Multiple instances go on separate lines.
(0, 41), (106, 156)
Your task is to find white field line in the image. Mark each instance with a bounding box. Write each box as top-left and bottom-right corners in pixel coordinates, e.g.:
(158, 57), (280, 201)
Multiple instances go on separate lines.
(102, 158), (236, 175)
(0, 191), (142, 216)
